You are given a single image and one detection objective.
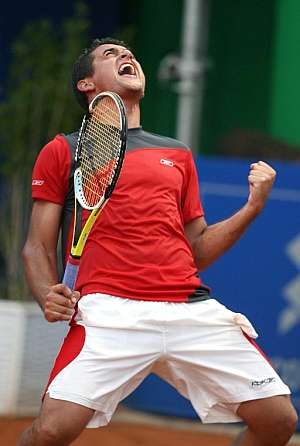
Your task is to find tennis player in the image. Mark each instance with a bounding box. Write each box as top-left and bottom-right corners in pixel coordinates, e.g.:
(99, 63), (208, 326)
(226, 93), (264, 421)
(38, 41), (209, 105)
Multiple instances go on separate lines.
(18, 37), (297, 446)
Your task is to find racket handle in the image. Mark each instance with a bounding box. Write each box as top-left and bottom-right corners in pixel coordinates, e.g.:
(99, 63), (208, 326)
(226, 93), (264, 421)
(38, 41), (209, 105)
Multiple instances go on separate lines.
(62, 261), (79, 290)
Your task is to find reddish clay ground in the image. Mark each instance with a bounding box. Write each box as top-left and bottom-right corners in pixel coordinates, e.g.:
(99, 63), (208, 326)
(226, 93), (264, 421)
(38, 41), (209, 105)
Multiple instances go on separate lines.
(1, 411), (299, 446)
(0, 416), (234, 446)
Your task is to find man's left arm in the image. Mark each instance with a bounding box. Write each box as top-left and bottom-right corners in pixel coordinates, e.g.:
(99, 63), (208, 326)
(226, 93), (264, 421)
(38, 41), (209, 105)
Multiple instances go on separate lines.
(185, 161), (276, 272)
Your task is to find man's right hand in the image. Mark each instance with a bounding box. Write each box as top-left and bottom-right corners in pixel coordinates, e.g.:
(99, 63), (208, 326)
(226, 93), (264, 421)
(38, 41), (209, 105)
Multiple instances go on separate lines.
(43, 284), (80, 322)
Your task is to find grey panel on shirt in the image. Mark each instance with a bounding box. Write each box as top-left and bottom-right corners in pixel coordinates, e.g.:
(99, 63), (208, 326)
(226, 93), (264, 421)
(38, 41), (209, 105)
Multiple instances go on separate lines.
(126, 128), (190, 152)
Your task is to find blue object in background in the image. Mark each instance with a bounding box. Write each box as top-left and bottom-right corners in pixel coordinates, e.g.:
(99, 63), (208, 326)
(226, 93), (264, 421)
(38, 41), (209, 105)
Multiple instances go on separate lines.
(124, 155), (300, 428)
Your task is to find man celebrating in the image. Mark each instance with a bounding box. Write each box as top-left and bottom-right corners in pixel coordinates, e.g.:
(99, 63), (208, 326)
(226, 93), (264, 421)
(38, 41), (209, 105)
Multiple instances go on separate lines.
(19, 37), (297, 446)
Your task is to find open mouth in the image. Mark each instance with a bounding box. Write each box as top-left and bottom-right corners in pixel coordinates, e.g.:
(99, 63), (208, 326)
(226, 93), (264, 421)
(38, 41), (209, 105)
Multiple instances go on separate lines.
(118, 63), (136, 77)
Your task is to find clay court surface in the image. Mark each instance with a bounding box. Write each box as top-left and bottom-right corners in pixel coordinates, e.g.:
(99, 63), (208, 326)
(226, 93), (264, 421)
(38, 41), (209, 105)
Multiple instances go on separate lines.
(1, 407), (300, 446)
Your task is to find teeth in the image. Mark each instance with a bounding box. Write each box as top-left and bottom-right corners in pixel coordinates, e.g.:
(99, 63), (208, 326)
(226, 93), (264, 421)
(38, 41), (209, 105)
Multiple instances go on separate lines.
(118, 63), (135, 75)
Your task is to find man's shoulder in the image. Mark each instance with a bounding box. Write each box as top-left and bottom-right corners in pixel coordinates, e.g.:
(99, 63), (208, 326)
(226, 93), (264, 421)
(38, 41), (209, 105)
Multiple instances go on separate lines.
(60, 131), (79, 153)
(127, 128), (190, 151)
(35, 133), (74, 167)
(145, 130), (190, 150)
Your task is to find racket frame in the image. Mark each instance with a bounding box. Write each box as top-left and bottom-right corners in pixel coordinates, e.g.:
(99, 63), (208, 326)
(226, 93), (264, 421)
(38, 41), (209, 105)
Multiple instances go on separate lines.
(63, 91), (127, 287)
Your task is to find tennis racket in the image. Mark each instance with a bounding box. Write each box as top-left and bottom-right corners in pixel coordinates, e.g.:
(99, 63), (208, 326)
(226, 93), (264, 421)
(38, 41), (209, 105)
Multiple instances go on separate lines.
(62, 91), (127, 290)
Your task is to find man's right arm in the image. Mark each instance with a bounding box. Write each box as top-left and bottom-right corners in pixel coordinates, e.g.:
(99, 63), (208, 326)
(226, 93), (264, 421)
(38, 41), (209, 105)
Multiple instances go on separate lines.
(22, 200), (79, 322)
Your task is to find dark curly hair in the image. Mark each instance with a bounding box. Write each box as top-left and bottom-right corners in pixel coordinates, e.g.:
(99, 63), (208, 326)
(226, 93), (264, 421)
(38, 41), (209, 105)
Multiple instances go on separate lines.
(72, 37), (130, 110)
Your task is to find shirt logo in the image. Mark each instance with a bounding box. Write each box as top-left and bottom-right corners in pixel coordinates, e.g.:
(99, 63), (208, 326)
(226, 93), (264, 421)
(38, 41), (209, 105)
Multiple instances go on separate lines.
(32, 179), (44, 186)
(160, 159), (174, 167)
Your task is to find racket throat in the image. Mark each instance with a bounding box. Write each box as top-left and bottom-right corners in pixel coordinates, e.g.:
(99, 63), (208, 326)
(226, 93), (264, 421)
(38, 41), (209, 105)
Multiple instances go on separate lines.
(70, 205), (105, 258)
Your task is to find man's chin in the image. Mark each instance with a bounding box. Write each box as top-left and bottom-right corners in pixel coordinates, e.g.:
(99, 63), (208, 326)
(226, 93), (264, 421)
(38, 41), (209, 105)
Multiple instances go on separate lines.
(118, 83), (144, 99)
(116, 76), (141, 88)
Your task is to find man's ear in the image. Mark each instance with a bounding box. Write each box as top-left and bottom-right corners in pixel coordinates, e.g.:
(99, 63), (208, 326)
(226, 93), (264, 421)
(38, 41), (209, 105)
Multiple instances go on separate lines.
(77, 79), (95, 92)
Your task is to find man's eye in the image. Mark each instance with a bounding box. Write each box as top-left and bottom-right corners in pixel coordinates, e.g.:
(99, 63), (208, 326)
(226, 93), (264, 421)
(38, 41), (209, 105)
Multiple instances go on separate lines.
(105, 50), (114, 56)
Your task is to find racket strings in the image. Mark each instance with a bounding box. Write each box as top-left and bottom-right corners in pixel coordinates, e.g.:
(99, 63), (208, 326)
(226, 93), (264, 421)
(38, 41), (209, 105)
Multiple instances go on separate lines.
(80, 98), (122, 207)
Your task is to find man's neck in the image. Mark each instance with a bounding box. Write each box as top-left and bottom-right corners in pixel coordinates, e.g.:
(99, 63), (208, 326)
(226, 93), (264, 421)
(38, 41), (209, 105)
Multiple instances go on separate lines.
(123, 99), (141, 129)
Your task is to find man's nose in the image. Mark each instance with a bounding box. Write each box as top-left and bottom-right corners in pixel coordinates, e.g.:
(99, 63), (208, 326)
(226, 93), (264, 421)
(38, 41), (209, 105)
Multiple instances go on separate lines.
(120, 49), (133, 60)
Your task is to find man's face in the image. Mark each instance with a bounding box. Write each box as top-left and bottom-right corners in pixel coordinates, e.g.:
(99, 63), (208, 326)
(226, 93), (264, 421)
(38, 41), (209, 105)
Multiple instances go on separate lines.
(88, 44), (145, 99)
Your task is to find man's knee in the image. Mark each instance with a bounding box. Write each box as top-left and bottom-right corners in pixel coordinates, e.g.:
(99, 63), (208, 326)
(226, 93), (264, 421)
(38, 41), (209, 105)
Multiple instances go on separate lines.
(238, 396), (298, 440)
(30, 417), (72, 446)
(278, 404), (298, 438)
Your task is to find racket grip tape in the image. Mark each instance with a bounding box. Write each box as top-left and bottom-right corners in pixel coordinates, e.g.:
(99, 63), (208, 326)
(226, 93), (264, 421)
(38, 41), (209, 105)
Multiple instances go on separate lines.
(62, 261), (79, 290)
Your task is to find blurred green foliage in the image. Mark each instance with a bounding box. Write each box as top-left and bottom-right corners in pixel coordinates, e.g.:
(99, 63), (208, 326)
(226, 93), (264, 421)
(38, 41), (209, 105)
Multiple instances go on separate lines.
(0, 2), (90, 299)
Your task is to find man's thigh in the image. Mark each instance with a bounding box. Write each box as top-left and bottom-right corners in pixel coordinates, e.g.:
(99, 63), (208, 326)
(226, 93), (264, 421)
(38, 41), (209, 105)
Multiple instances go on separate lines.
(37, 394), (95, 438)
(237, 395), (296, 426)
(157, 299), (291, 423)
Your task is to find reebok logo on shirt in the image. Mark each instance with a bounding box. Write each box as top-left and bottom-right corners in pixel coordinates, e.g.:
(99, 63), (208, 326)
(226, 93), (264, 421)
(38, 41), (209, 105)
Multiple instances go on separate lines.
(32, 179), (45, 186)
(160, 159), (174, 167)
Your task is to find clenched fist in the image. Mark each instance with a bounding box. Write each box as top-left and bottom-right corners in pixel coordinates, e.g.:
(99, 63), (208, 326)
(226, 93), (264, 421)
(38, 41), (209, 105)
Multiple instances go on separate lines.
(247, 161), (276, 212)
(43, 284), (80, 323)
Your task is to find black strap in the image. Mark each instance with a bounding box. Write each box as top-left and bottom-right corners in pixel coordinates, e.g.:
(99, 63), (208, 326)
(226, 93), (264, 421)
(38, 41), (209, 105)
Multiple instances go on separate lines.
(59, 131), (79, 270)
(188, 284), (211, 303)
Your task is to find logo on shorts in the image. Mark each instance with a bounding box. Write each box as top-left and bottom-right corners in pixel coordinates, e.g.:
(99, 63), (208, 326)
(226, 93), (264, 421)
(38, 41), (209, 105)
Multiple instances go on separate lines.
(251, 377), (276, 387)
(160, 159), (174, 167)
(32, 179), (44, 186)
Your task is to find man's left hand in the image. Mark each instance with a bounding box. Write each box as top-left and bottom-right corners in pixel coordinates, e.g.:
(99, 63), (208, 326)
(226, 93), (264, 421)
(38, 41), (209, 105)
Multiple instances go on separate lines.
(247, 160), (276, 212)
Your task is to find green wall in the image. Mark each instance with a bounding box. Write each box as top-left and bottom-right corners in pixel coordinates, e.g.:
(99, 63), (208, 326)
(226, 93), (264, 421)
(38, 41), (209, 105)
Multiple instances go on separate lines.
(269, 0), (300, 146)
(134, 0), (183, 138)
(200, 0), (275, 154)
(125, 0), (300, 154)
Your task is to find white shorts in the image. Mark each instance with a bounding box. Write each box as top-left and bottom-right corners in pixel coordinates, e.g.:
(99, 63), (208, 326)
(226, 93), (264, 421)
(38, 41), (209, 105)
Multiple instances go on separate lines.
(46, 294), (290, 428)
